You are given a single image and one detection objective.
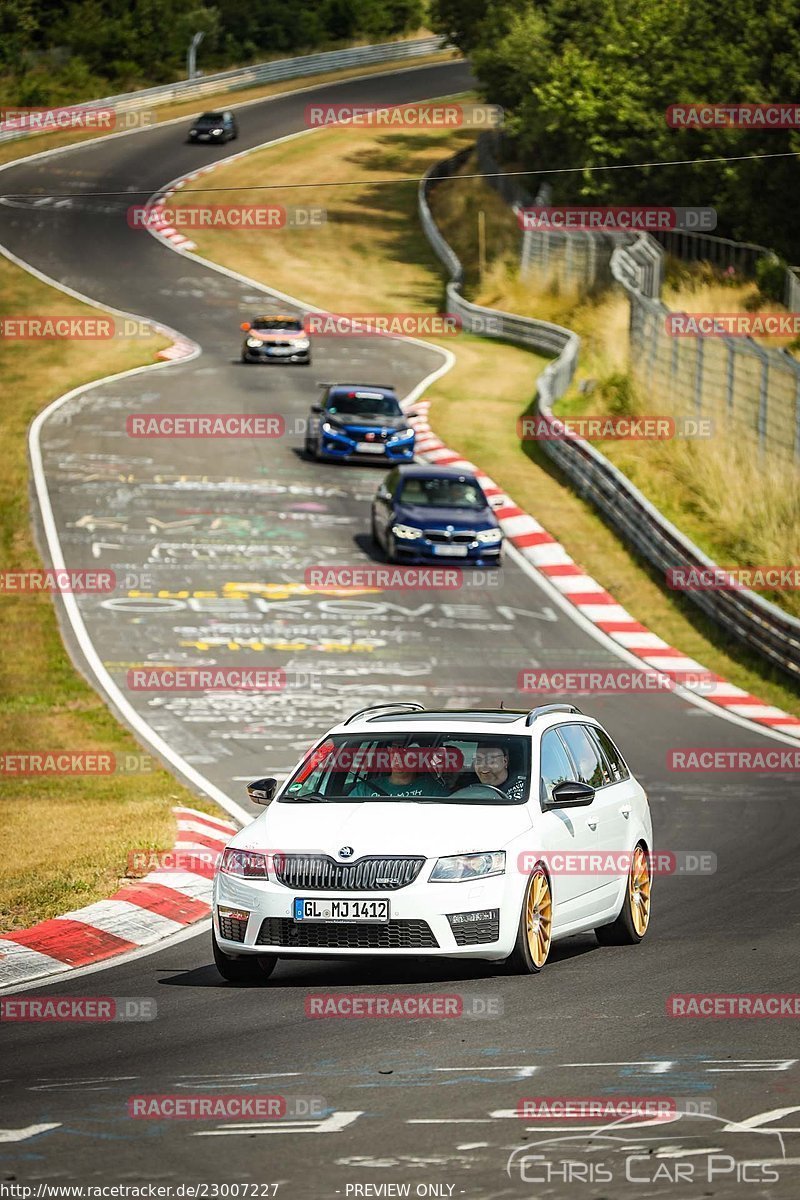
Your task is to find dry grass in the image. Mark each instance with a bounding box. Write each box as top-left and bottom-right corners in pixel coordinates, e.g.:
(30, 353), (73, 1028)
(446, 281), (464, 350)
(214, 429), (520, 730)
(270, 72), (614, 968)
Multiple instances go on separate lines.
(0, 256), (222, 931)
(170, 120), (800, 716)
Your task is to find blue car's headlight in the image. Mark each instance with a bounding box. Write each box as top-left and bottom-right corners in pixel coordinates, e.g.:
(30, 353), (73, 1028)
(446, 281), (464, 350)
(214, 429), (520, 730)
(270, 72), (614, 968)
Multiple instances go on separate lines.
(392, 524), (423, 540)
(388, 426), (414, 443)
(476, 528), (503, 544)
(322, 421), (344, 436)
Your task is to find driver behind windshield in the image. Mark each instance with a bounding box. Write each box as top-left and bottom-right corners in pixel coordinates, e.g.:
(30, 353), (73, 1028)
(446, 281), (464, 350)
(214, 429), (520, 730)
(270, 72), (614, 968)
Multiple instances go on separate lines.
(473, 744), (527, 802)
(349, 742), (448, 798)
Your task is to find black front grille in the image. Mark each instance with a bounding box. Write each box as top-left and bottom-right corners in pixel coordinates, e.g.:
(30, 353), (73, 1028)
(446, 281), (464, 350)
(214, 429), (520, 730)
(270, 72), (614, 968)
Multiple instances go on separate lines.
(218, 915), (248, 942)
(425, 529), (476, 545)
(257, 918), (438, 949)
(448, 911), (500, 946)
(274, 855), (425, 891)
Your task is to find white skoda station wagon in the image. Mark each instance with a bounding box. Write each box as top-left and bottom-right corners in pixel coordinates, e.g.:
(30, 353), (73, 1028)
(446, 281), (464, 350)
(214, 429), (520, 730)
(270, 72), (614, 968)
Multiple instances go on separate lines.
(212, 703), (653, 980)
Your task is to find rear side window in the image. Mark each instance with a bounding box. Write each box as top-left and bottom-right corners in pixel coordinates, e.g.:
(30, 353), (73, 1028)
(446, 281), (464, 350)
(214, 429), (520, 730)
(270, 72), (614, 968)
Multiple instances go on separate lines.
(592, 727), (630, 782)
(539, 729), (575, 803)
(559, 724), (607, 789)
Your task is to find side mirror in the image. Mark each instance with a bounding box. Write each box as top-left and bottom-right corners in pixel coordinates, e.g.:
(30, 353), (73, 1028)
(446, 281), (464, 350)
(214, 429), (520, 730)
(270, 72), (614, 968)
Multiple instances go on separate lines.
(247, 777), (278, 805)
(240, 321), (251, 332)
(310, 404), (322, 414)
(547, 779), (595, 808)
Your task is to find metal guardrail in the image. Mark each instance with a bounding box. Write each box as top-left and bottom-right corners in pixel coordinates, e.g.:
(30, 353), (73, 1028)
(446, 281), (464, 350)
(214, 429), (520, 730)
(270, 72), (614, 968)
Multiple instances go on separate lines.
(418, 149), (800, 681)
(611, 233), (800, 463)
(420, 151), (580, 362)
(0, 36), (447, 145)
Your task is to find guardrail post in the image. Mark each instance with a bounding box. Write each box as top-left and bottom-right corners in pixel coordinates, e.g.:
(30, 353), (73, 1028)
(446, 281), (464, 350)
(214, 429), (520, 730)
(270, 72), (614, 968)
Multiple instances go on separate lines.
(694, 334), (704, 416)
(756, 345), (769, 450)
(647, 303), (660, 385)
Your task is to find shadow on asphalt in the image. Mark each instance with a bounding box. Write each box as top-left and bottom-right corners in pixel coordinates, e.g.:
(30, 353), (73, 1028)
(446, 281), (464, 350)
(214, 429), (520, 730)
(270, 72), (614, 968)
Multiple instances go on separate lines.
(155, 934), (601, 989)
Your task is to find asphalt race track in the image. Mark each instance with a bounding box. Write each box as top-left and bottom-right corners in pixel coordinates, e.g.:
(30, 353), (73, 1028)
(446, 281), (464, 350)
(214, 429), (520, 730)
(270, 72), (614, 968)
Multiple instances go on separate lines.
(1, 60), (799, 1198)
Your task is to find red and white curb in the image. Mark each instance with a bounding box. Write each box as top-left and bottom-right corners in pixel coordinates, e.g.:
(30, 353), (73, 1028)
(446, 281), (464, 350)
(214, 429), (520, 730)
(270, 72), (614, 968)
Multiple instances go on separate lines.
(0, 807), (237, 988)
(146, 172), (215, 253)
(145, 173), (219, 364)
(411, 401), (800, 738)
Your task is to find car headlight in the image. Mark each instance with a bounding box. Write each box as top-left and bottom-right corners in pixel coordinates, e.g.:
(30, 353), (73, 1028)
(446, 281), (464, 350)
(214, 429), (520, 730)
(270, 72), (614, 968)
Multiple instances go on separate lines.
(392, 523), (423, 540)
(430, 852), (506, 882)
(476, 528), (503, 544)
(246, 337), (263, 348)
(322, 421), (343, 436)
(293, 338), (310, 350)
(219, 848), (269, 878)
(388, 426), (414, 443)
(211, 128), (223, 135)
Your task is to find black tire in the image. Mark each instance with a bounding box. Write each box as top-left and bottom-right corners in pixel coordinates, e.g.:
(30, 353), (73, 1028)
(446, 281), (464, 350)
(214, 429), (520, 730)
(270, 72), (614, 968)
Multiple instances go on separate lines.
(504, 865), (553, 975)
(212, 929), (277, 983)
(385, 532), (398, 563)
(595, 842), (651, 945)
(370, 512), (382, 549)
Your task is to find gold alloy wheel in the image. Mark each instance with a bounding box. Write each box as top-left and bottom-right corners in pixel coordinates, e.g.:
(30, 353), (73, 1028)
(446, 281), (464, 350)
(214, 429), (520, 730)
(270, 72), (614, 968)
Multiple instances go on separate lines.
(525, 868), (553, 968)
(629, 845), (651, 936)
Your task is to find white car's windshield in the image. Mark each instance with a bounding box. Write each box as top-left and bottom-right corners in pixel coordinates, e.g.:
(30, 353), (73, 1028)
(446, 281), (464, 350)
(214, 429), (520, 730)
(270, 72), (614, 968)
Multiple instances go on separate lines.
(281, 733), (531, 804)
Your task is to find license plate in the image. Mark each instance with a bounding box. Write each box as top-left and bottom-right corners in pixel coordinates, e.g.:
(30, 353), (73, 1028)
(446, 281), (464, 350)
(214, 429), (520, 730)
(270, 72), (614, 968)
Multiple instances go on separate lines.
(355, 441), (386, 453)
(433, 544), (468, 556)
(267, 346), (293, 354)
(293, 898), (389, 922)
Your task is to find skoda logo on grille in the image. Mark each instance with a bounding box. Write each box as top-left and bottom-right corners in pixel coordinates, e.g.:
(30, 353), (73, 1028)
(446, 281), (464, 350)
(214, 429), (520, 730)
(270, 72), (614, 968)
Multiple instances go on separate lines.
(338, 845), (354, 858)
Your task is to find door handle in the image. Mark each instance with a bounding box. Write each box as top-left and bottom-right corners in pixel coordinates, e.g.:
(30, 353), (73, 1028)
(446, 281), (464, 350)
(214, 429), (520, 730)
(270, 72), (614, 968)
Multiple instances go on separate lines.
(586, 819), (597, 830)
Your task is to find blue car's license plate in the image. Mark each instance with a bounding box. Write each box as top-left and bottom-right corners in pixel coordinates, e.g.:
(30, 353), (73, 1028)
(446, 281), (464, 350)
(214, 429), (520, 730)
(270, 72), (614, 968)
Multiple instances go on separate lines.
(293, 898), (390, 923)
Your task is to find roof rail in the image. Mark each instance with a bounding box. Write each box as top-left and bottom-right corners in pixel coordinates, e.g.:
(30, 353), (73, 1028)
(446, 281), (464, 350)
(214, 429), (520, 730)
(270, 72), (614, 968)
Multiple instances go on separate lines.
(524, 703), (582, 726)
(342, 702), (425, 726)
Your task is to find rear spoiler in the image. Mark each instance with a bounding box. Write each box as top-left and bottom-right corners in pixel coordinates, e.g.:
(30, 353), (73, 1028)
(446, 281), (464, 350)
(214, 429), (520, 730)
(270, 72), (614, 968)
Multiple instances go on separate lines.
(316, 382), (395, 389)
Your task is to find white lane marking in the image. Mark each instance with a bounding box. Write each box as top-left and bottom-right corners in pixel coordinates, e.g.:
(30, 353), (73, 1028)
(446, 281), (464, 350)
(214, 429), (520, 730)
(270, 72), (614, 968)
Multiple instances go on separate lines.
(194, 1111), (363, 1136)
(704, 1060), (798, 1072)
(30, 1076), (138, 1092)
(726, 1106), (800, 1133)
(434, 1066), (538, 1078)
(0, 1124), (61, 1141)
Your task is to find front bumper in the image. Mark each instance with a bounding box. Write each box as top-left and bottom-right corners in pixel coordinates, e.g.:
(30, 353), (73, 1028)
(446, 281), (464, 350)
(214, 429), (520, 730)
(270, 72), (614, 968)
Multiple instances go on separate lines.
(242, 344), (310, 363)
(213, 870), (515, 960)
(318, 431), (415, 462)
(393, 533), (502, 565)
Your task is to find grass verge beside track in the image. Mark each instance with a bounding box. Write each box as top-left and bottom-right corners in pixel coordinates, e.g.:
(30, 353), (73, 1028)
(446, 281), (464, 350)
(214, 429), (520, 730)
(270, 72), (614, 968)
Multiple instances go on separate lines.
(170, 113), (799, 718)
(0, 256), (219, 932)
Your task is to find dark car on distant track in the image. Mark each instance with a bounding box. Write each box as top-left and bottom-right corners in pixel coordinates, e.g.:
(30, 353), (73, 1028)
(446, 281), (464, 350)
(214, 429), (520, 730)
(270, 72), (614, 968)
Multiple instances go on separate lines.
(304, 383), (415, 463)
(371, 464), (504, 565)
(188, 110), (238, 143)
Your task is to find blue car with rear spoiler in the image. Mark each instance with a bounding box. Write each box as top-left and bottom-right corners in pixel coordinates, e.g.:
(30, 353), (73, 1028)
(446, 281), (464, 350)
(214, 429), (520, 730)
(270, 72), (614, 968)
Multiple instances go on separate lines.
(304, 383), (415, 463)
